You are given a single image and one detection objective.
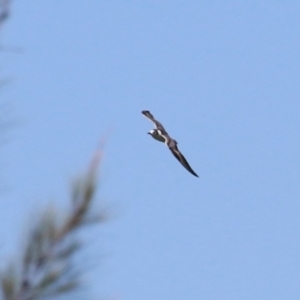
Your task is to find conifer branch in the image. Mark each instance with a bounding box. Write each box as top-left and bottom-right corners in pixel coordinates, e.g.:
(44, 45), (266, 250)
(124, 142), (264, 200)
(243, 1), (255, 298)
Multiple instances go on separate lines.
(1, 147), (105, 300)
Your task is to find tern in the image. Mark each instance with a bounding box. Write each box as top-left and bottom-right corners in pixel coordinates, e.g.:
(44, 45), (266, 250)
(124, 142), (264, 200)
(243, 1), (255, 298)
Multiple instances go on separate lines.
(142, 110), (198, 177)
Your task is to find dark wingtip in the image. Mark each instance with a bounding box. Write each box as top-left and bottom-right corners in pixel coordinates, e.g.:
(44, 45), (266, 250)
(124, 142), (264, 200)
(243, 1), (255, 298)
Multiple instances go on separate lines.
(190, 170), (199, 177)
(187, 166), (199, 178)
(142, 110), (150, 115)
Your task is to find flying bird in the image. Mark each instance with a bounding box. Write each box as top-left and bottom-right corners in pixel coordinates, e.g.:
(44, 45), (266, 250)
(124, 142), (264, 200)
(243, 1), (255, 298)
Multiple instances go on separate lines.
(142, 110), (198, 177)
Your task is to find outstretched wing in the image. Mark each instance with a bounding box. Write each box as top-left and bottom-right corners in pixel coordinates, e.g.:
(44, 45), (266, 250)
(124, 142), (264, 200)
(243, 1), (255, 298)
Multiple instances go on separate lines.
(168, 143), (199, 177)
(141, 110), (169, 136)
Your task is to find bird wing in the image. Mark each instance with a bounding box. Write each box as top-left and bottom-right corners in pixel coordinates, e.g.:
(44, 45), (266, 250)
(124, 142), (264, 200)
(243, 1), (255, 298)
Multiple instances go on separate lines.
(168, 141), (199, 177)
(141, 110), (169, 136)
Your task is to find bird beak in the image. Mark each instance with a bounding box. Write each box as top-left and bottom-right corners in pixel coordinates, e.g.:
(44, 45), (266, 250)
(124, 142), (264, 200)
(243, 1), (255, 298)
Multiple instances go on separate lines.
(147, 132), (150, 135)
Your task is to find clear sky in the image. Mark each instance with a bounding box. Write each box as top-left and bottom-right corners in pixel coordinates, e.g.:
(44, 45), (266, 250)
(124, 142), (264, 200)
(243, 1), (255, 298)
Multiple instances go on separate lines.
(1, 1), (300, 299)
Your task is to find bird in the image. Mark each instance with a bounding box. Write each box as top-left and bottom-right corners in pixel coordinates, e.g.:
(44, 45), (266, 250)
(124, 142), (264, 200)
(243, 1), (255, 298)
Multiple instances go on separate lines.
(142, 110), (198, 177)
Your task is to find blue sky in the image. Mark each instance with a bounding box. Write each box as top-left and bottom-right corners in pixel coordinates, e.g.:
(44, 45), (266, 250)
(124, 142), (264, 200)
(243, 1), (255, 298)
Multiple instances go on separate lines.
(1, 1), (300, 299)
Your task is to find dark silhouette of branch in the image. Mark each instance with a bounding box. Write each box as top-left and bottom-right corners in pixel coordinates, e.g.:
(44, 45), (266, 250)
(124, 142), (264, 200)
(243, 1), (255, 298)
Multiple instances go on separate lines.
(0, 0), (11, 30)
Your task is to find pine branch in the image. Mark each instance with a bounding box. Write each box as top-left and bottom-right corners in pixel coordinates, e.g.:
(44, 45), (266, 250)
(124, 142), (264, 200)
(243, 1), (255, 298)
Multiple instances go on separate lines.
(0, 147), (105, 300)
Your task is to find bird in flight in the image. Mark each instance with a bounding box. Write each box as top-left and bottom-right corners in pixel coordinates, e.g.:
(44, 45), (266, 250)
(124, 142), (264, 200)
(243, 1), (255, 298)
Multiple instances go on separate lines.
(142, 110), (198, 177)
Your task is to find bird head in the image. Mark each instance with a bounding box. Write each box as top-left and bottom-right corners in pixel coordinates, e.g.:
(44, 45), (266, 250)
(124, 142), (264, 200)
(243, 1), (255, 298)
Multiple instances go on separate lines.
(147, 129), (156, 136)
